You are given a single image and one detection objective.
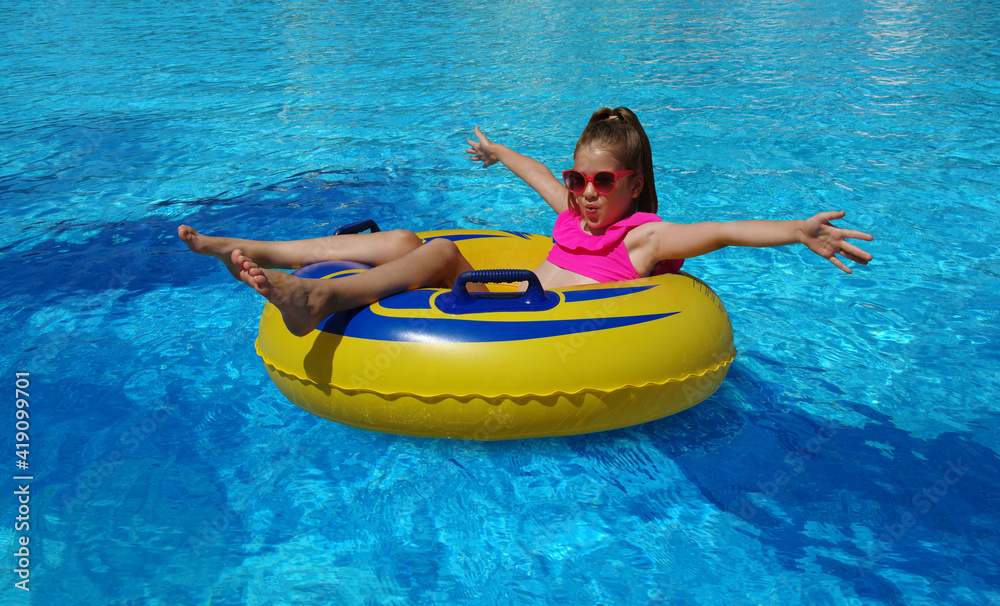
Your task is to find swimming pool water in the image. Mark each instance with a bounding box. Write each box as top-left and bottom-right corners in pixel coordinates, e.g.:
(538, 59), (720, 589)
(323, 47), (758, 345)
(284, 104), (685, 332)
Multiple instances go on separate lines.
(1, 0), (998, 604)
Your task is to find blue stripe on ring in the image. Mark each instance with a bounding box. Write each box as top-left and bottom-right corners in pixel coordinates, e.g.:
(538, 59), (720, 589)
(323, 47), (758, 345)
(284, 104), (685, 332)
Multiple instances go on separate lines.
(319, 308), (679, 343)
(377, 283), (656, 311)
(422, 232), (532, 243)
(561, 285), (654, 302)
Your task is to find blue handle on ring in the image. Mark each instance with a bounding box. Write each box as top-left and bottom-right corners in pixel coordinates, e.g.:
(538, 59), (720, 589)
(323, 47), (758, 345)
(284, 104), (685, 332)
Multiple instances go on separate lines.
(333, 219), (381, 236)
(435, 269), (558, 314)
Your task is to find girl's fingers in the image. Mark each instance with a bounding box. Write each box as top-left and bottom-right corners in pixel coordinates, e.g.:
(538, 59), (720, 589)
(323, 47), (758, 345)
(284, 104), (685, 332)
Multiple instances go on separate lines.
(829, 256), (852, 273)
(816, 210), (848, 223)
(841, 251), (867, 265)
(841, 243), (873, 263)
(841, 229), (874, 241)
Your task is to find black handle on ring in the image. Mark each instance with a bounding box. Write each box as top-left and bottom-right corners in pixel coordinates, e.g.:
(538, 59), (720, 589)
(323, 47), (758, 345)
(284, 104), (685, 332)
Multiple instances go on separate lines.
(333, 219), (381, 236)
(436, 269), (557, 314)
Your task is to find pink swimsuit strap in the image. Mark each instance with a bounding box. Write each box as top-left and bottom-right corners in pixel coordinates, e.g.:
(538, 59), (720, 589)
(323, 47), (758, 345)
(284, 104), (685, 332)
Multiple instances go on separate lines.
(545, 210), (683, 283)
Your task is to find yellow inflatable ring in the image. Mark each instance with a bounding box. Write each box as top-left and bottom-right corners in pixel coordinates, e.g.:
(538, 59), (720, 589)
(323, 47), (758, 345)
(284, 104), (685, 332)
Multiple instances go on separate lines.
(256, 222), (736, 440)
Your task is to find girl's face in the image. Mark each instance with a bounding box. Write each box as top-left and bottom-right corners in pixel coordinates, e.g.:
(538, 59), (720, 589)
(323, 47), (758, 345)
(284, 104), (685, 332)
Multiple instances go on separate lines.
(570, 145), (644, 235)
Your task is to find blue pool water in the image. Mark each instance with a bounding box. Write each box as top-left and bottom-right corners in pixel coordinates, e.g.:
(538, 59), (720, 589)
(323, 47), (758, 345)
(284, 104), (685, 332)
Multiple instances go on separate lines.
(2, 0), (999, 604)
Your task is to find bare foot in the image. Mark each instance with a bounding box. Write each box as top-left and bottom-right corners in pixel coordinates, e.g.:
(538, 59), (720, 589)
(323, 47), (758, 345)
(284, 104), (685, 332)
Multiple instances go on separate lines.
(232, 250), (334, 337)
(178, 225), (245, 280)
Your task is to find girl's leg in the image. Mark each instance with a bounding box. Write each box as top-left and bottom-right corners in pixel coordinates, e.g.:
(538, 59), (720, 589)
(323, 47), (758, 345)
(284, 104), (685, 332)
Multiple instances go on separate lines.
(236, 238), (474, 336)
(178, 225), (424, 279)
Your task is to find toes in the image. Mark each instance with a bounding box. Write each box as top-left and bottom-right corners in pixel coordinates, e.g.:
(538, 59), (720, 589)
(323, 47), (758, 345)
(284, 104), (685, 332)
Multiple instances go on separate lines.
(240, 269), (267, 291)
(178, 225), (199, 245)
(231, 249), (257, 272)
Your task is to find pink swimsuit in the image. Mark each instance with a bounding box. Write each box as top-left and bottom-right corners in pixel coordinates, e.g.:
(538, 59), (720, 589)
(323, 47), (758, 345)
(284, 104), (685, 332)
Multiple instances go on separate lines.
(545, 210), (684, 283)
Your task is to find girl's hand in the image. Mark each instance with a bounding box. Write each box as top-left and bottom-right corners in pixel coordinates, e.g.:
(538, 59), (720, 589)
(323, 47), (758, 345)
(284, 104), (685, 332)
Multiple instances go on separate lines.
(466, 126), (499, 168)
(801, 211), (874, 273)
(462, 126), (568, 212)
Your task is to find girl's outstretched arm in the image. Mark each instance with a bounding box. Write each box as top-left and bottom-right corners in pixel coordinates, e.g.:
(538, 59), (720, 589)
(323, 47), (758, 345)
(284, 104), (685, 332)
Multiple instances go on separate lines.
(644, 211), (874, 274)
(466, 126), (568, 213)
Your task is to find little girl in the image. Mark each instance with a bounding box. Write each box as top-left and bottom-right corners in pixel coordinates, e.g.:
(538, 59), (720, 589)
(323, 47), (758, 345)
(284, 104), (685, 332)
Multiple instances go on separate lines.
(179, 107), (873, 336)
